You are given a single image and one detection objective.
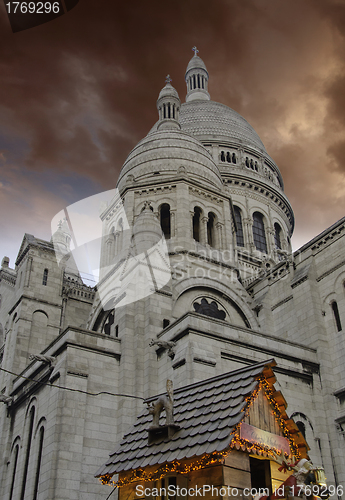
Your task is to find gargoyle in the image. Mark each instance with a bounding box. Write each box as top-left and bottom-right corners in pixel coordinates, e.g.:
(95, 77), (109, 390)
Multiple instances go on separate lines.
(147, 380), (174, 427)
(29, 354), (56, 366)
(0, 395), (13, 405)
(149, 339), (176, 359)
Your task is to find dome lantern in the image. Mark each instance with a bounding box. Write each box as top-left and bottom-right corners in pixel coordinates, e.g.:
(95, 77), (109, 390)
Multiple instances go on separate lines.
(185, 47), (210, 102)
(156, 75), (181, 131)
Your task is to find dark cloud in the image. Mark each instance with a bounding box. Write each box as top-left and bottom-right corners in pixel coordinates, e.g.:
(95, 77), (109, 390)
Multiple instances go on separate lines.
(0, 0), (345, 263)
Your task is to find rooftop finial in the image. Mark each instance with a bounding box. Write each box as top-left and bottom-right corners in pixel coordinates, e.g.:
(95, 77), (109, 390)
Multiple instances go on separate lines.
(192, 46), (199, 56)
(165, 74), (172, 84)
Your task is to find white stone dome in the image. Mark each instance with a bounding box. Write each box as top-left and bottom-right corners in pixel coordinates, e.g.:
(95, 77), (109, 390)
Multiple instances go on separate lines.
(117, 129), (223, 192)
(158, 82), (179, 100)
(186, 54), (208, 74)
(179, 100), (267, 154)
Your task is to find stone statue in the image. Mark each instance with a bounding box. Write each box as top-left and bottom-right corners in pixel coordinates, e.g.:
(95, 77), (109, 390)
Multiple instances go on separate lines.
(147, 380), (174, 427)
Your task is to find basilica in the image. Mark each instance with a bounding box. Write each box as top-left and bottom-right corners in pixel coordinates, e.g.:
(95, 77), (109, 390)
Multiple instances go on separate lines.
(0, 50), (344, 499)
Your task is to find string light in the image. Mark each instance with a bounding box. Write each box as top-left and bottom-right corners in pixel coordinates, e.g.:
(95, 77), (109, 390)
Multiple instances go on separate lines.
(100, 452), (227, 487)
(99, 375), (302, 488)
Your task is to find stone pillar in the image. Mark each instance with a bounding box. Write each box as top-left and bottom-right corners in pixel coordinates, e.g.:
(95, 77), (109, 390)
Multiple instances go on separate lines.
(190, 211), (195, 239)
(201, 216), (208, 245)
(170, 210), (176, 238)
(244, 218), (254, 251)
(106, 238), (113, 266)
(267, 226), (276, 257)
(216, 222), (223, 249)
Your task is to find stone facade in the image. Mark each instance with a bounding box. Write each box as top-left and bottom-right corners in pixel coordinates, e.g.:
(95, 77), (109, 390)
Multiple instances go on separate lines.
(0, 51), (344, 499)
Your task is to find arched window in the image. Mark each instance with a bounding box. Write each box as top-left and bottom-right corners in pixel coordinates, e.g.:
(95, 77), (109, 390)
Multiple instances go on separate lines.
(207, 212), (216, 247)
(160, 204), (171, 239)
(252, 212), (267, 253)
(332, 301), (342, 332)
(274, 223), (282, 249)
(20, 406), (35, 500)
(42, 269), (48, 286)
(232, 153), (237, 164)
(33, 426), (45, 500)
(234, 206), (244, 247)
(220, 151), (225, 162)
(296, 421), (306, 439)
(226, 152), (231, 163)
(102, 310), (115, 335)
(193, 207), (202, 242)
(245, 157), (249, 167)
(9, 443), (19, 500)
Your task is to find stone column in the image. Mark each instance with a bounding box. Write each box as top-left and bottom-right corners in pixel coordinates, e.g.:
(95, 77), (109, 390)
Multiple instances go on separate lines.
(243, 218), (254, 251)
(190, 211), (195, 239)
(267, 227), (276, 258)
(216, 222), (223, 249)
(201, 216), (208, 245)
(170, 210), (176, 238)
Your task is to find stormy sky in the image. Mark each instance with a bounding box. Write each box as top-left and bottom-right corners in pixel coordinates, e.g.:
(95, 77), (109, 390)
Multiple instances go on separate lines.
(1, 0), (345, 268)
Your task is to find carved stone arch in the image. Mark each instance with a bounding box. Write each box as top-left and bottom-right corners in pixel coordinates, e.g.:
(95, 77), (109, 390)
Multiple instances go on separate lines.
(232, 200), (247, 216)
(324, 291), (337, 306)
(92, 308), (109, 333)
(136, 201), (155, 216)
(174, 284), (252, 328)
(323, 292), (342, 332)
(172, 277), (259, 329)
(191, 293), (229, 321)
(34, 416), (47, 438)
(24, 397), (38, 422)
(29, 311), (49, 352)
(32, 309), (48, 319)
(334, 270), (345, 293)
(189, 199), (207, 213)
(249, 206), (270, 226)
(156, 194), (176, 209)
(10, 435), (21, 454)
(290, 412), (322, 465)
(8, 436), (21, 500)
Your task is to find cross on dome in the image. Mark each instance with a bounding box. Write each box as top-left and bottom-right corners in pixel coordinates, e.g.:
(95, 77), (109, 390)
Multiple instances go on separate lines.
(165, 74), (172, 84)
(192, 46), (199, 56)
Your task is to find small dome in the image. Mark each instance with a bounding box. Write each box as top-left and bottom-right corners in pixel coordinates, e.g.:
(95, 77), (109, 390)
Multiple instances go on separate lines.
(158, 82), (179, 100)
(117, 129), (223, 192)
(186, 54), (208, 75)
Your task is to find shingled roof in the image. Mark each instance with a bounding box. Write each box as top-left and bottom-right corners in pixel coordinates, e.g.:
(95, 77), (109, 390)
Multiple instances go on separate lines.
(96, 359), (303, 480)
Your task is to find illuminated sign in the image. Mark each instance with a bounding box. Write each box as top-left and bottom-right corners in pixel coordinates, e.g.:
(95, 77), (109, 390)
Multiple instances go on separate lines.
(240, 422), (291, 455)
